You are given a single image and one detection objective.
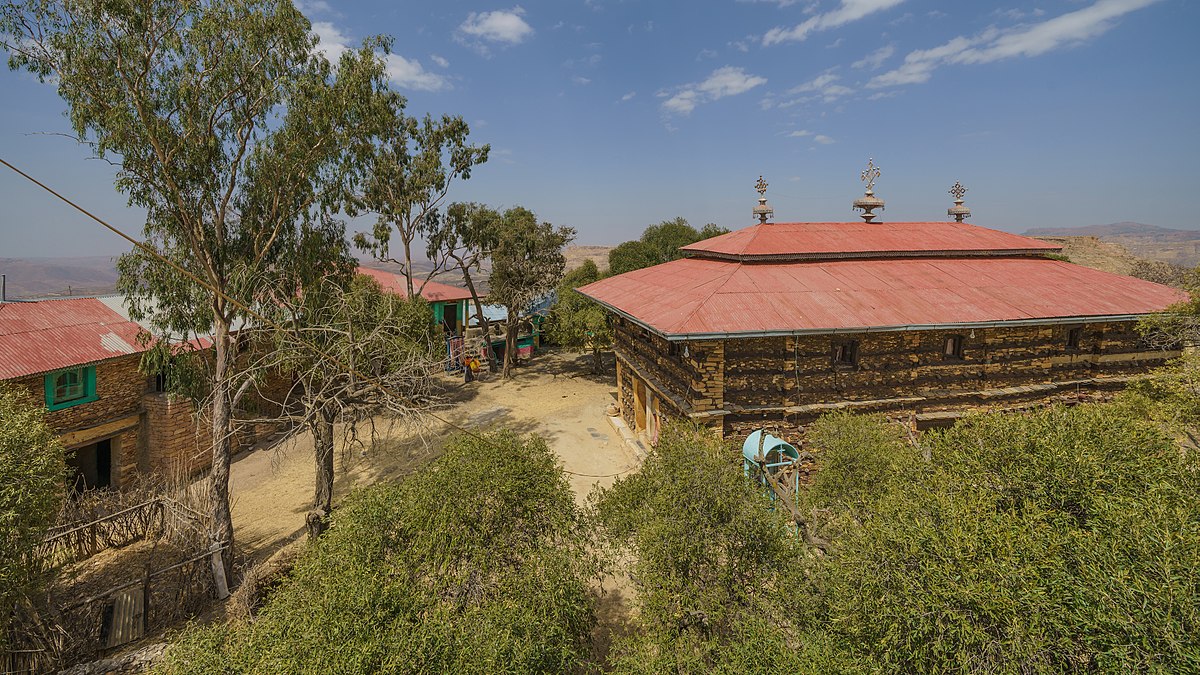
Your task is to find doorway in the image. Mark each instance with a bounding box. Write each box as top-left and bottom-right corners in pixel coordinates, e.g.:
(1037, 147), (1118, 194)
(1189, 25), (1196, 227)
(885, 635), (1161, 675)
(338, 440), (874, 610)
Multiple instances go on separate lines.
(633, 379), (647, 432)
(68, 438), (112, 493)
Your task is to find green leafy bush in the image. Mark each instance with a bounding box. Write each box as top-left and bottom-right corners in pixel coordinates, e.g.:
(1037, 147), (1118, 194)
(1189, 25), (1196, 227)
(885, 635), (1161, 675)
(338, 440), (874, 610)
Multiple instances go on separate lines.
(156, 430), (597, 674)
(0, 385), (66, 650)
(805, 405), (1200, 673)
(591, 423), (867, 674)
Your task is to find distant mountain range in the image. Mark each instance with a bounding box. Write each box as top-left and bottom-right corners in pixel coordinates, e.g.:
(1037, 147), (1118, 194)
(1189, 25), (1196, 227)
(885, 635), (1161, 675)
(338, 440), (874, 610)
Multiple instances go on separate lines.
(0, 256), (121, 300)
(1023, 222), (1200, 268)
(3, 225), (1193, 301)
(2, 246), (612, 301)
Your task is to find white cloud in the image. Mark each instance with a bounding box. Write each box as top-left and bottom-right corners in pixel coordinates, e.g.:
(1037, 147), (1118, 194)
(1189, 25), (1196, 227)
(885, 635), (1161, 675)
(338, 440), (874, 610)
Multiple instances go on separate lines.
(869, 0), (1161, 89)
(311, 21), (449, 92)
(781, 70), (854, 104)
(729, 34), (757, 52)
(295, 0), (333, 16)
(852, 44), (894, 69)
(963, 0), (1158, 62)
(660, 66), (767, 116)
(620, 91), (637, 102)
(993, 7), (1046, 21)
(311, 21), (351, 62)
(457, 7), (534, 51)
(697, 48), (719, 60)
(430, 54), (449, 68)
(385, 54), (450, 91)
(867, 35), (975, 87)
(763, 0), (906, 46)
(571, 75), (591, 85)
(785, 129), (833, 143)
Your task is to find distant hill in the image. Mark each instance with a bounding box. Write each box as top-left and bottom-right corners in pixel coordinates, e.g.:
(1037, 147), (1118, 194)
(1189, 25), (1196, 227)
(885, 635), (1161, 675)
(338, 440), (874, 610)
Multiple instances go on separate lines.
(564, 245), (613, 272)
(1023, 222), (1200, 268)
(1031, 236), (1190, 288)
(0, 256), (121, 300)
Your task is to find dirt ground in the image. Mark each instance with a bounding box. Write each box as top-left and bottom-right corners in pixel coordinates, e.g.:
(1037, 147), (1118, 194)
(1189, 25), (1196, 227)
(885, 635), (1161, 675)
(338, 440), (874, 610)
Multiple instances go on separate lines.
(228, 349), (639, 564)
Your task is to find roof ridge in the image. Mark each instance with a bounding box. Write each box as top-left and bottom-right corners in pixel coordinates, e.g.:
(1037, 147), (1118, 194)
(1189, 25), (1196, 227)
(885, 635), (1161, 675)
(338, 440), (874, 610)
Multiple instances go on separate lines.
(671, 261), (744, 334)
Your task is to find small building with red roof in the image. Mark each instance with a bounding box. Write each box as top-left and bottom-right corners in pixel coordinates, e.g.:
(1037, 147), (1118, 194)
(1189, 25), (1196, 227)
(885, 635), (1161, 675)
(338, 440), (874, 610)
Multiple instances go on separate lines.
(0, 296), (216, 491)
(579, 177), (1186, 442)
(357, 266), (476, 334)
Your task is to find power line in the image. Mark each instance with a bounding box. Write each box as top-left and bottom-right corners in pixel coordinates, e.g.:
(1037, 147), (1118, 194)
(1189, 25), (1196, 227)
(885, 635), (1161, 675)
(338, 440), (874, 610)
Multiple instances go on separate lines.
(0, 157), (637, 480)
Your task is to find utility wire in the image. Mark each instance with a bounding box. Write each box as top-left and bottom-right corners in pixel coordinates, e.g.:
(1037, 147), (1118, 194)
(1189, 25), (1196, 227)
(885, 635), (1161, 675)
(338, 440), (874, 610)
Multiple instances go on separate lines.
(0, 157), (637, 479)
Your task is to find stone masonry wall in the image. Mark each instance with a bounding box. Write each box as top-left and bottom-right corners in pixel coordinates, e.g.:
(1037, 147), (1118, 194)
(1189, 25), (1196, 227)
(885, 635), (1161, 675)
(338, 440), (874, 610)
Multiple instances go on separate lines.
(719, 320), (1177, 438)
(612, 320), (724, 434)
(142, 392), (213, 479)
(8, 356), (145, 435)
(6, 356), (147, 488)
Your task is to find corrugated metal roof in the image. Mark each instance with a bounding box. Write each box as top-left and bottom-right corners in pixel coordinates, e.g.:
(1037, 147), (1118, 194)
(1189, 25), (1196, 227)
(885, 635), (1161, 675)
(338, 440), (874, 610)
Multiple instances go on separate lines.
(358, 267), (476, 302)
(578, 256), (1186, 338)
(680, 221), (1061, 260)
(0, 298), (150, 379)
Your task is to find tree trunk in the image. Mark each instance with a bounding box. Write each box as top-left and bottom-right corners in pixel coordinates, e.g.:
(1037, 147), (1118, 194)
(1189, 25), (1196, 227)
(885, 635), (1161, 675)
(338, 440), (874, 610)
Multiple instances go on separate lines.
(403, 236), (415, 299)
(461, 264), (494, 369)
(503, 306), (519, 378)
(591, 346), (603, 374)
(312, 403), (335, 514)
(209, 317), (236, 575)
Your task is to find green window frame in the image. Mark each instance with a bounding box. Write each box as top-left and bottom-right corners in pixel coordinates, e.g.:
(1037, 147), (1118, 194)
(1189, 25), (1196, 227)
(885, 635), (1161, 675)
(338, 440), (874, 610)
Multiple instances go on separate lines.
(44, 366), (98, 411)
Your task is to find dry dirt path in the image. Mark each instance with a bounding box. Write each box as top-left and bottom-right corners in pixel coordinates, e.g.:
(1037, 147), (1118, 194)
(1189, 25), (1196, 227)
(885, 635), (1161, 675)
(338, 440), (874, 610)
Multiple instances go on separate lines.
(228, 350), (637, 564)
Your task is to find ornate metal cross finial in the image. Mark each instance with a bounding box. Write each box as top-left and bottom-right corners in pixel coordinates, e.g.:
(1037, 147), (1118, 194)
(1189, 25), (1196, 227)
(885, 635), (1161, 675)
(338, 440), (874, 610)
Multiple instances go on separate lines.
(852, 158), (885, 222)
(752, 175), (774, 224)
(947, 180), (971, 222)
(860, 158), (881, 194)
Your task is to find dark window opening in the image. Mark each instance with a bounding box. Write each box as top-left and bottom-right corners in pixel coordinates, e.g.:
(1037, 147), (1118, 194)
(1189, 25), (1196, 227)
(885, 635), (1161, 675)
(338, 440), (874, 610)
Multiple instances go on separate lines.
(1066, 326), (1083, 350)
(68, 438), (113, 494)
(943, 335), (965, 359)
(832, 340), (858, 366)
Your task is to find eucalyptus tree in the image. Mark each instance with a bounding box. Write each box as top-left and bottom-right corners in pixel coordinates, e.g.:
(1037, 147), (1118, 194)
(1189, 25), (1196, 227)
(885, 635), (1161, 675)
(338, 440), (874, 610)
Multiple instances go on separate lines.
(487, 207), (575, 378)
(424, 201), (501, 335)
(352, 114), (490, 298)
(1, 0), (401, 560)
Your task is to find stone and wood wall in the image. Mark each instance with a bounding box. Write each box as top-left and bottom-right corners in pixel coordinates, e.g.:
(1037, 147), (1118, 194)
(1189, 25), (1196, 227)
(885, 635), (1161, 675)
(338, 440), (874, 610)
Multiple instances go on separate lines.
(7, 355), (214, 490)
(612, 318), (1179, 443)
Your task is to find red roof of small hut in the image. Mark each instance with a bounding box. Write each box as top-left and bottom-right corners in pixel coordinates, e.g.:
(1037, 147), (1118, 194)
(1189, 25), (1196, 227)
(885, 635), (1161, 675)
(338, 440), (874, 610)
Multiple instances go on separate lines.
(357, 267), (475, 302)
(0, 298), (150, 379)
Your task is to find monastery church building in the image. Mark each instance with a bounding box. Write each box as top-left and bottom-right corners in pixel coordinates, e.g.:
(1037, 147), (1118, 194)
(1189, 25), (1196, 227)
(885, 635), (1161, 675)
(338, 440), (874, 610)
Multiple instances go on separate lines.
(579, 168), (1187, 442)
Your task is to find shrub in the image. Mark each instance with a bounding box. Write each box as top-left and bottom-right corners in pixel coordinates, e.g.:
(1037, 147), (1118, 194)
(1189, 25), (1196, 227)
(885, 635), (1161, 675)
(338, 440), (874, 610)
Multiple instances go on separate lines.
(591, 423), (865, 674)
(0, 384), (66, 650)
(156, 430), (597, 674)
(805, 405), (1200, 673)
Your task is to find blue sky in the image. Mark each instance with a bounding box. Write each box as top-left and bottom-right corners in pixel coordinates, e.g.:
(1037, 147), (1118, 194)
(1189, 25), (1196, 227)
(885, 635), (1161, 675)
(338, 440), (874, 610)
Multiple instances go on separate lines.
(1, 0), (1197, 257)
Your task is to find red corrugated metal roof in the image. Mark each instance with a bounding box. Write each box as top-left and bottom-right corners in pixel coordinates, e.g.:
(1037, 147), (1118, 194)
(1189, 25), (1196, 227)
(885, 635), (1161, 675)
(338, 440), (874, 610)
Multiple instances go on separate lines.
(578, 256), (1186, 338)
(680, 221), (1060, 260)
(357, 267), (475, 302)
(0, 298), (150, 379)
